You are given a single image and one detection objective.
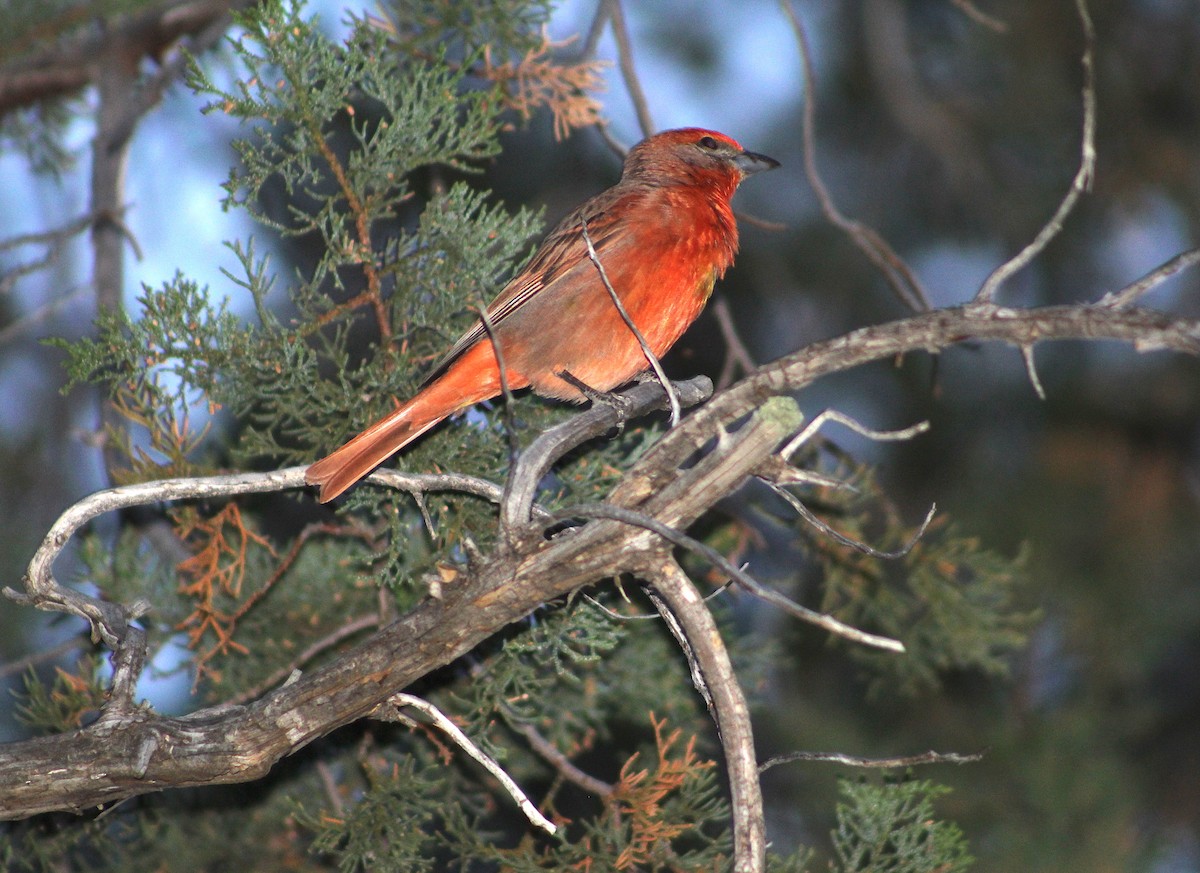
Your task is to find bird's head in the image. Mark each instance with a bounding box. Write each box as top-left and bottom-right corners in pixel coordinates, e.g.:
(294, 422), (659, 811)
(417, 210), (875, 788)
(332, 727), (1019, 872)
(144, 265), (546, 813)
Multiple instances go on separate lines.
(621, 128), (779, 192)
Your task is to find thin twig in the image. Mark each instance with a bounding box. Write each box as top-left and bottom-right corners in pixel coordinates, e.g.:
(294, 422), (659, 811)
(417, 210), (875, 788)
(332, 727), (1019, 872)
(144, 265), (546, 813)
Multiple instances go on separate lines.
(0, 635), (88, 681)
(1021, 344), (1046, 400)
(476, 302), (520, 464)
(0, 213), (99, 297)
(0, 283), (92, 347)
(580, 217), (682, 425)
(769, 481), (936, 560)
(712, 295), (758, 390)
(579, 0), (612, 59)
(316, 760), (347, 816)
(555, 502), (905, 652)
(1098, 246), (1200, 309)
(509, 716), (614, 798)
(781, 409), (930, 460)
(605, 0), (656, 137)
(782, 0), (931, 313)
(759, 748), (983, 773)
(595, 120), (629, 161)
(231, 613), (383, 706)
(974, 0), (1096, 302)
(389, 693), (557, 835)
(950, 0), (1009, 33)
(583, 581), (733, 620)
(643, 586), (716, 720)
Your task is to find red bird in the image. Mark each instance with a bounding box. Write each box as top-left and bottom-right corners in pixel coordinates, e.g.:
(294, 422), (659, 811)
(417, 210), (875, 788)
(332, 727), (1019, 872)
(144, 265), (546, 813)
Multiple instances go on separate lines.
(306, 128), (779, 502)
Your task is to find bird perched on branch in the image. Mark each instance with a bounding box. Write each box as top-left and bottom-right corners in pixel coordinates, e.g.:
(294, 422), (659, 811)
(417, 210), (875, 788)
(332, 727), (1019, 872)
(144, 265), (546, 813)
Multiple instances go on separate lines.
(306, 127), (779, 502)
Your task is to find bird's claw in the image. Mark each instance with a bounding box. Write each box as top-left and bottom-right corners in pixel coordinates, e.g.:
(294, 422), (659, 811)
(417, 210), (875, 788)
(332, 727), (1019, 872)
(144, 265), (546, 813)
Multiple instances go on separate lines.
(556, 369), (634, 434)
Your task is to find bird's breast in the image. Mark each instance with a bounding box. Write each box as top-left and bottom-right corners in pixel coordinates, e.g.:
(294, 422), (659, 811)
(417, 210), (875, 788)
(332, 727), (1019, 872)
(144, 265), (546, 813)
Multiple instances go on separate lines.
(495, 187), (739, 399)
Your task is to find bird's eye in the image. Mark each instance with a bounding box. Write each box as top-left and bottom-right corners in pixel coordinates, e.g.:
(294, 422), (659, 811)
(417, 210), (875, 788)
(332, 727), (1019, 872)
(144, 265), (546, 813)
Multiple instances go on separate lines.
(697, 135), (719, 150)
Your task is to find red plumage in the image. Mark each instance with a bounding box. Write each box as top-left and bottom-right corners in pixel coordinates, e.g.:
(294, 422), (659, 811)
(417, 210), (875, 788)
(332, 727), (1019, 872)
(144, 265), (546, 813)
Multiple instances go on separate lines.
(305, 128), (778, 502)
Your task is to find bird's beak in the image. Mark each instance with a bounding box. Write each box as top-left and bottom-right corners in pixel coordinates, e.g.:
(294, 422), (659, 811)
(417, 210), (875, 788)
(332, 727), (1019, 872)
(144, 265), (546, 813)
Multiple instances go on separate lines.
(735, 149), (780, 176)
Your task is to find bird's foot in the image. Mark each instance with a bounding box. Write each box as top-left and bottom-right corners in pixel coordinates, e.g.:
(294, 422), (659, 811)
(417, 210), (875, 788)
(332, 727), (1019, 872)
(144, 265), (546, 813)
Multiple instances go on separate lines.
(556, 369), (634, 432)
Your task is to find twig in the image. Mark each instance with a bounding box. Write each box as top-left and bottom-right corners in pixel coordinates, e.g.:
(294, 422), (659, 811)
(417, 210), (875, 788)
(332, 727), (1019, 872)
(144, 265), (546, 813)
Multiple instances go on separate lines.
(6, 303), (1200, 819)
(643, 586), (716, 720)
(508, 713), (614, 798)
(388, 693), (557, 835)
(759, 748), (983, 773)
(782, 0), (931, 313)
(583, 581), (732, 620)
(580, 217), (681, 426)
(1021, 344), (1046, 400)
(595, 120), (629, 161)
(0, 213), (99, 297)
(974, 0), (1096, 302)
(579, 0), (612, 59)
(231, 613), (383, 706)
(0, 283), (91, 347)
(317, 760), (346, 816)
(781, 409), (930, 460)
(7, 466), (509, 649)
(712, 295), (758, 390)
(1098, 246), (1200, 309)
(555, 502), (905, 652)
(769, 482), (936, 560)
(476, 302), (520, 464)
(950, 0), (1009, 33)
(605, 0), (656, 137)
(0, 635), (88, 681)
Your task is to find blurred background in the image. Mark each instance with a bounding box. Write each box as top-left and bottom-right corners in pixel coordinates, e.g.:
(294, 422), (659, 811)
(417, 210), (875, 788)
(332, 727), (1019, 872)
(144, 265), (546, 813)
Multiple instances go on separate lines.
(2, 1), (1199, 870)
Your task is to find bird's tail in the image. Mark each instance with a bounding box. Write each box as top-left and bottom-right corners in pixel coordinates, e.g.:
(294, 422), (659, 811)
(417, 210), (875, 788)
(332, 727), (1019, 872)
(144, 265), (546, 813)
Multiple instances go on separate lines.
(305, 357), (501, 502)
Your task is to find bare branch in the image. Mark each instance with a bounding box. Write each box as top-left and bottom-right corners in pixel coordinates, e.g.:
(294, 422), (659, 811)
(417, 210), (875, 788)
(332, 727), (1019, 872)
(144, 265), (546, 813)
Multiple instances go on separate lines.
(385, 693), (557, 835)
(1099, 246), (1200, 309)
(644, 558), (765, 873)
(656, 304), (1200, 484)
(769, 482), (937, 561)
(780, 409), (930, 460)
(0, 283), (92, 347)
(759, 748), (983, 773)
(579, 0), (612, 59)
(0, 636), (87, 682)
(0, 212), (98, 298)
(1021, 344), (1047, 400)
(558, 502), (905, 653)
(950, 0), (1010, 33)
(6, 466), (508, 648)
(508, 715), (614, 798)
(604, 0), (656, 137)
(782, 0), (931, 313)
(230, 613), (383, 706)
(974, 0), (1096, 302)
(0, 0), (241, 114)
(475, 302), (520, 463)
(501, 375), (713, 530)
(5, 300), (1199, 820)
(713, 295), (758, 390)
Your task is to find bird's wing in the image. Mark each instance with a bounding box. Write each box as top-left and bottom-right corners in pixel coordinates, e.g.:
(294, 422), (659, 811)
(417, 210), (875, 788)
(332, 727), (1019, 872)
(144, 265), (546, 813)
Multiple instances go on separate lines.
(421, 187), (637, 386)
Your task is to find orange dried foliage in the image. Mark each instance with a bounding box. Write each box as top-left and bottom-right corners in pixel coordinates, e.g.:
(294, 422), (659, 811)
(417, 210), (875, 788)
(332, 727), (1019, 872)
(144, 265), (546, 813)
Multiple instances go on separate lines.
(484, 34), (608, 141)
(175, 503), (276, 680)
(608, 713), (716, 869)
